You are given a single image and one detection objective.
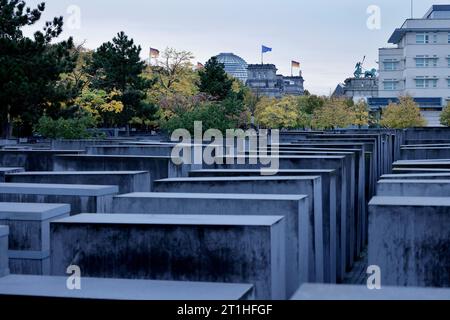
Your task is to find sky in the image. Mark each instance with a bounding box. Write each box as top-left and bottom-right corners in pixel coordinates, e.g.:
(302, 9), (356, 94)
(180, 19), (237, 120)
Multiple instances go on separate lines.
(23, 0), (450, 95)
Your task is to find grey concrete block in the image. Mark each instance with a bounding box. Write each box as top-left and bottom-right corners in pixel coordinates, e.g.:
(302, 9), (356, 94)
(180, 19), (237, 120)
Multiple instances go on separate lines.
(292, 284), (450, 300)
(86, 145), (173, 156)
(53, 154), (186, 182)
(0, 150), (84, 171)
(369, 196), (450, 287)
(6, 171), (151, 193)
(0, 202), (70, 275)
(377, 179), (450, 197)
(112, 192), (309, 296)
(0, 167), (24, 182)
(50, 214), (286, 300)
(154, 176), (325, 283)
(0, 275), (254, 300)
(0, 183), (118, 214)
(0, 225), (9, 277)
(188, 169), (339, 283)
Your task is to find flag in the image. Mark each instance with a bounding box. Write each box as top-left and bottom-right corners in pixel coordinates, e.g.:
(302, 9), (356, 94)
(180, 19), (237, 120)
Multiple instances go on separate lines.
(150, 47), (160, 58)
(262, 45), (272, 53)
(197, 62), (204, 69)
(292, 60), (300, 68)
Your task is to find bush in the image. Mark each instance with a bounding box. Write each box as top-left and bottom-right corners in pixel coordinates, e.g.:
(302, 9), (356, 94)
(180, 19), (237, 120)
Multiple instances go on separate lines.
(34, 115), (100, 139)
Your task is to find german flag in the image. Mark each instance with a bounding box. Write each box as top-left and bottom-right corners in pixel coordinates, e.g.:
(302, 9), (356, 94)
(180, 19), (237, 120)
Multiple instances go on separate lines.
(150, 48), (160, 58)
(292, 60), (300, 68)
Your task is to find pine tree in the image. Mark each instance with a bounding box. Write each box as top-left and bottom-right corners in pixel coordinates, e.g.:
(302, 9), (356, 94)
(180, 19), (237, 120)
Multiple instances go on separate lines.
(198, 57), (233, 100)
(0, 0), (76, 137)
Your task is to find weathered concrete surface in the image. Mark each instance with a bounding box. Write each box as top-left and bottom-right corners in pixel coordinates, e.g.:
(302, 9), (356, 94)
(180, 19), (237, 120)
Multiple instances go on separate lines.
(201, 155), (354, 274)
(0, 167), (24, 182)
(53, 154), (185, 182)
(369, 196), (450, 287)
(0, 225), (9, 277)
(392, 167), (450, 174)
(401, 146), (450, 160)
(381, 173), (450, 180)
(0, 150), (84, 171)
(188, 169), (339, 283)
(292, 284), (450, 300)
(86, 145), (173, 156)
(6, 171), (151, 193)
(0, 275), (254, 300)
(154, 176), (324, 283)
(393, 160), (450, 170)
(258, 148), (366, 268)
(0, 183), (118, 214)
(51, 214), (286, 300)
(0, 203), (70, 275)
(377, 179), (450, 197)
(113, 192), (310, 295)
(50, 139), (138, 151)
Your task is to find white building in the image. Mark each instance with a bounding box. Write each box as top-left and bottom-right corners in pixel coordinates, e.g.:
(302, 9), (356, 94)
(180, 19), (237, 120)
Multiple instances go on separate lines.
(372, 5), (450, 126)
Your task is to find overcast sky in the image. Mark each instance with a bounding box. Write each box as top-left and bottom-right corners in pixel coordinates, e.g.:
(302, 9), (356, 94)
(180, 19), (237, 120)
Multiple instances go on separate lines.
(23, 0), (449, 95)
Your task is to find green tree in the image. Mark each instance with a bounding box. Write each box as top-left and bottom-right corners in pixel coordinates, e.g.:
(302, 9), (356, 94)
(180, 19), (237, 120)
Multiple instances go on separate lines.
(440, 102), (450, 126)
(380, 96), (427, 128)
(349, 99), (369, 128)
(0, 0), (77, 137)
(85, 31), (154, 132)
(34, 114), (99, 139)
(198, 56), (233, 100)
(311, 98), (352, 129)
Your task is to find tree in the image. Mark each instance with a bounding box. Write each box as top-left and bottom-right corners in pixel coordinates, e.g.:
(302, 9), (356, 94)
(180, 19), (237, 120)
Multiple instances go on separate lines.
(349, 99), (369, 128)
(311, 98), (352, 129)
(380, 96), (427, 128)
(198, 56), (233, 100)
(440, 102), (450, 127)
(85, 31), (154, 132)
(255, 96), (298, 129)
(0, 0), (77, 137)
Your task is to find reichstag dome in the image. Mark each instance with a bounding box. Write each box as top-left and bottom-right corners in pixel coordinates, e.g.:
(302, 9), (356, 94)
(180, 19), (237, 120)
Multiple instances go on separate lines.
(215, 53), (248, 84)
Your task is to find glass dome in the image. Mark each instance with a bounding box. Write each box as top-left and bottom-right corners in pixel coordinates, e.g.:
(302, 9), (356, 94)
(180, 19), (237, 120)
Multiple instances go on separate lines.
(215, 53), (248, 83)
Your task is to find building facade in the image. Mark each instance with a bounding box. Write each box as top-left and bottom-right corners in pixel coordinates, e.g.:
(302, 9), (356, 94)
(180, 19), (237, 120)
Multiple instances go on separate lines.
(246, 64), (305, 98)
(373, 5), (450, 126)
(333, 77), (379, 102)
(215, 53), (248, 83)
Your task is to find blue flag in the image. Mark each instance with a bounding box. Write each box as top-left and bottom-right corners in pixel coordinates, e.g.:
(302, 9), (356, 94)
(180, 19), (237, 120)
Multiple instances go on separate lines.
(262, 45), (272, 53)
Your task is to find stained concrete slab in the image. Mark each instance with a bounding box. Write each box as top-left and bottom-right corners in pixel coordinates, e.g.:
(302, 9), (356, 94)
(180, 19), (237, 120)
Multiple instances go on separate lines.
(0, 275), (254, 300)
(201, 155), (355, 275)
(0, 167), (24, 182)
(53, 154), (186, 182)
(0, 150), (84, 171)
(50, 213), (286, 300)
(0, 225), (8, 277)
(154, 176), (324, 283)
(188, 169), (339, 283)
(380, 173), (450, 180)
(113, 192), (310, 295)
(369, 196), (450, 287)
(0, 203), (70, 275)
(377, 179), (450, 197)
(0, 183), (118, 214)
(292, 284), (450, 300)
(6, 171), (151, 193)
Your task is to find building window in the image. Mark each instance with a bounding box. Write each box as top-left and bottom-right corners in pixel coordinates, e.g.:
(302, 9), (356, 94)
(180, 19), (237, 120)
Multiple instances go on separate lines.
(448, 33), (450, 43)
(416, 33), (429, 44)
(383, 60), (398, 71)
(383, 80), (397, 91)
(447, 79), (450, 88)
(415, 55), (438, 68)
(415, 77), (438, 88)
